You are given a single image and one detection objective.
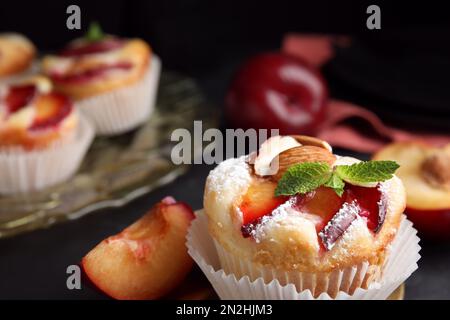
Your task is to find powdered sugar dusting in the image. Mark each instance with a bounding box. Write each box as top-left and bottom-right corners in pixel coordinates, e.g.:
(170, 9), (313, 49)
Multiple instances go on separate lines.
(378, 181), (390, 205)
(340, 215), (366, 244)
(207, 156), (252, 201)
(250, 198), (296, 243)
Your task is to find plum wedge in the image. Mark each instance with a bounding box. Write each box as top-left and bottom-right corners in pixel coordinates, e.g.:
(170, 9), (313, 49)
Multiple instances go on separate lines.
(82, 197), (195, 300)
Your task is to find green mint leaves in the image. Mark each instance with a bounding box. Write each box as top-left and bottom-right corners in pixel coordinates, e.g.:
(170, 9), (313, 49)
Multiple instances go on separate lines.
(335, 161), (400, 186)
(275, 162), (331, 197)
(324, 172), (345, 196)
(275, 160), (399, 197)
(85, 22), (104, 42)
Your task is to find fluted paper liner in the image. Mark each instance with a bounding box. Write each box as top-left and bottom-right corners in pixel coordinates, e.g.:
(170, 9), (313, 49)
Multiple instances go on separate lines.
(75, 55), (161, 136)
(187, 210), (420, 300)
(0, 114), (94, 194)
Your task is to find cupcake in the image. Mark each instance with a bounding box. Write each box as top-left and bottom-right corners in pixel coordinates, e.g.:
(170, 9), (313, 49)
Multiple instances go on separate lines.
(189, 135), (420, 299)
(0, 76), (78, 149)
(41, 23), (160, 135)
(0, 33), (36, 83)
(0, 76), (94, 194)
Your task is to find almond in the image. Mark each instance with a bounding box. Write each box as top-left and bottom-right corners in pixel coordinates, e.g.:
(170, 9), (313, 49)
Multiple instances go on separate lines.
(253, 136), (301, 176)
(290, 135), (332, 153)
(271, 145), (336, 181)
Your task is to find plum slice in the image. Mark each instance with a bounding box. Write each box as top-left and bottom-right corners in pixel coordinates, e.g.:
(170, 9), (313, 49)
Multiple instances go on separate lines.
(51, 62), (133, 84)
(240, 180), (287, 237)
(293, 186), (345, 231)
(318, 184), (387, 250)
(318, 201), (360, 251)
(59, 38), (125, 56)
(82, 197), (195, 300)
(29, 93), (73, 131)
(344, 184), (386, 232)
(239, 179), (388, 248)
(241, 186), (343, 238)
(4, 84), (37, 114)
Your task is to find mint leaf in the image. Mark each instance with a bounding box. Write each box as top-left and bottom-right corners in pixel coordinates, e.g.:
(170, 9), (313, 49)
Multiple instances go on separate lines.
(324, 172), (345, 196)
(335, 160), (399, 186)
(85, 22), (104, 42)
(274, 160), (399, 198)
(275, 162), (331, 197)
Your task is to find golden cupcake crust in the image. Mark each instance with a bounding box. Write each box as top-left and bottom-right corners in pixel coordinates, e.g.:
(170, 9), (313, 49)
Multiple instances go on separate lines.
(41, 38), (151, 99)
(0, 77), (78, 150)
(0, 33), (35, 78)
(204, 155), (406, 273)
(0, 112), (78, 150)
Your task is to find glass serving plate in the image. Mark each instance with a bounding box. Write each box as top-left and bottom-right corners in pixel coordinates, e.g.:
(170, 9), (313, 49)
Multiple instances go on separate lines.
(0, 72), (217, 238)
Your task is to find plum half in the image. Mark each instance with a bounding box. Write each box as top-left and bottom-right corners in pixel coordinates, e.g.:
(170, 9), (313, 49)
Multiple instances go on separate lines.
(374, 142), (450, 240)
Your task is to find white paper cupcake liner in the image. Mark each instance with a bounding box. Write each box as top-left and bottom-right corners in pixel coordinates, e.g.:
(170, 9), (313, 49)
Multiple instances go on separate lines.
(212, 239), (384, 298)
(187, 210), (421, 300)
(75, 55), (161, 136)
(0, 114), (94, 194)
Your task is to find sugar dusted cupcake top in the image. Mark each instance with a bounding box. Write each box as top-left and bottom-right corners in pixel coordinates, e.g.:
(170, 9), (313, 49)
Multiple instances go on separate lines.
(204, 135), (406, 273)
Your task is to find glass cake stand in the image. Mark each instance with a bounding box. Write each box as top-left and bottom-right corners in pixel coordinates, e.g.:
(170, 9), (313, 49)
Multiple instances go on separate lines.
(0, 71), (217, 238)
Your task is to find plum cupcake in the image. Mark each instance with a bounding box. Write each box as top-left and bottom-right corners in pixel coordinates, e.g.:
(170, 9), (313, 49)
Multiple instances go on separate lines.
(0, 33), (37, 83)
(188, 135), (420, 299)
(42, 23), (160, 135)
(0, 76), (94, 194)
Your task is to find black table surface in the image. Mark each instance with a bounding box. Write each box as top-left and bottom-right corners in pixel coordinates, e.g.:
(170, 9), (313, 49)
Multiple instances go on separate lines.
(1, 61), (449, 300)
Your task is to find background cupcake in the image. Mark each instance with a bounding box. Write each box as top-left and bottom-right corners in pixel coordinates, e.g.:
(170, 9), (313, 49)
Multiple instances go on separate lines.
(0, 33), (37, 83)
(0, 76), (94, 194)
(191, 135), (420, 299)
(41, 23), (160, 135)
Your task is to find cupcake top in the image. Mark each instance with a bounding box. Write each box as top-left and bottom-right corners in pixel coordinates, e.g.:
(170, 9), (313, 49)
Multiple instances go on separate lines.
(0, 76), (77, 150)
(42, 23), (151, 99)
(204, 135), (406, 272)
(0, 33), (36, 78)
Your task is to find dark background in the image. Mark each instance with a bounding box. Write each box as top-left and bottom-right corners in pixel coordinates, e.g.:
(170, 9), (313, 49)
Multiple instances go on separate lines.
(0, 0), (450, 299)
(2, 0), (449, 128)
(2, 1), (449, 73)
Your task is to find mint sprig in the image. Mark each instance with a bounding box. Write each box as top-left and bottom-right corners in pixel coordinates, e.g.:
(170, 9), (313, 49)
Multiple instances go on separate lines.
(85, 21), (104, 42)
(275, 160), (399, 197)
(275, 162), (331, 197)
